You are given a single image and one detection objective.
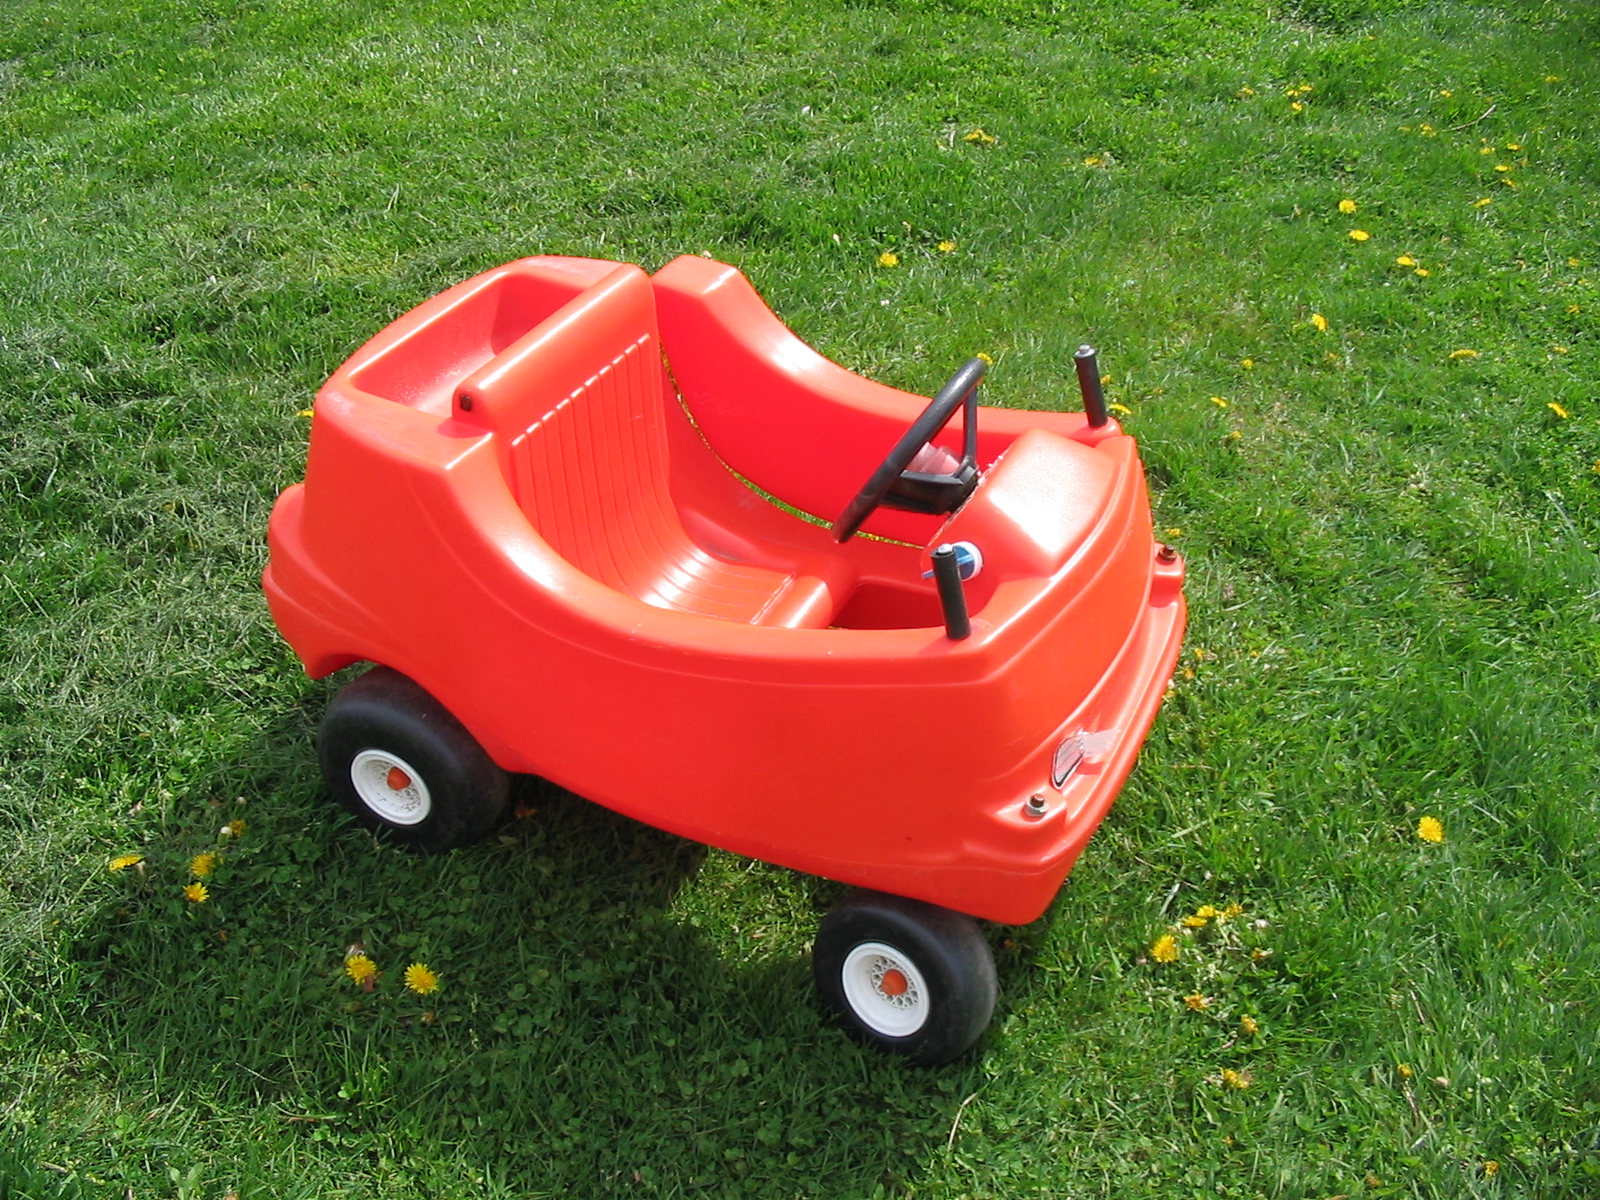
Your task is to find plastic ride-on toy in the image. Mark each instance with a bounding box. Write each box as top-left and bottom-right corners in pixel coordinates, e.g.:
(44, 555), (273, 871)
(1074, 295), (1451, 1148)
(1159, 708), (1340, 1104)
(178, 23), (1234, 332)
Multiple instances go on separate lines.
(264, 254), (1187, 1065)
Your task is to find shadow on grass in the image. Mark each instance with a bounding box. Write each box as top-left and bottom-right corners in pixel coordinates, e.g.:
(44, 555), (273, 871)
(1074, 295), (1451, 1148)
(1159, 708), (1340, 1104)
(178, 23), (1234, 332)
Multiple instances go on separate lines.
(59, 702), (998, 1198)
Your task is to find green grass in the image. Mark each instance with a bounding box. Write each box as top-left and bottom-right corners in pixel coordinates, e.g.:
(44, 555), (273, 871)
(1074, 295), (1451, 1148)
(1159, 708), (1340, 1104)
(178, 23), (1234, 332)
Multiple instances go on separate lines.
(2, 0), (1598, 1195)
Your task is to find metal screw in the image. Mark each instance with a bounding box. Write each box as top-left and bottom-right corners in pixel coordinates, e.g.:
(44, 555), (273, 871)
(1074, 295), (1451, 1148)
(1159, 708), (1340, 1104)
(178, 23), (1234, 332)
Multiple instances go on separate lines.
(1157, 543), (1178, 563)
(1024, 794), (1049, 820)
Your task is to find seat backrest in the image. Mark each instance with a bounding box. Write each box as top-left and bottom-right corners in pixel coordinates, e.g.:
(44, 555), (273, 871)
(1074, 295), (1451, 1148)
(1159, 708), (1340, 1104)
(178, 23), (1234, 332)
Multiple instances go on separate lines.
(454, 264), (658, 437)
(335, 257), (625, 417)
(453, 264), (701, 600)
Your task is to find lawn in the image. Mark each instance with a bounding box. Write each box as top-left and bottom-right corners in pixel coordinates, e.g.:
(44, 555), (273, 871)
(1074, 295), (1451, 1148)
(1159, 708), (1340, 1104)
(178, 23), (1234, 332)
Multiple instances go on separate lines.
(1, 0), (1597, 1196)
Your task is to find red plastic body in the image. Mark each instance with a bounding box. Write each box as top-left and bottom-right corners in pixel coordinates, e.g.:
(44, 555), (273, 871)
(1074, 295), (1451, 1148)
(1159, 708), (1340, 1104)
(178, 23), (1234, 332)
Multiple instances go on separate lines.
(263, 256), (1186, 925)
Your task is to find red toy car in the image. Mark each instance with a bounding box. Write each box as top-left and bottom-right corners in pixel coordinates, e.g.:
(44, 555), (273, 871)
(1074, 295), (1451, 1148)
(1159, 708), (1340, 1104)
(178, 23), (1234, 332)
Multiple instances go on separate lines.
(264, 254), (1186, 1063)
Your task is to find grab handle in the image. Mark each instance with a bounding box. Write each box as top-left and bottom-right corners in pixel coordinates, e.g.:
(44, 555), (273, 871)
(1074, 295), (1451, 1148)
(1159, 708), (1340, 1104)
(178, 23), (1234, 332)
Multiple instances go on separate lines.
(931, 544), (971, 641)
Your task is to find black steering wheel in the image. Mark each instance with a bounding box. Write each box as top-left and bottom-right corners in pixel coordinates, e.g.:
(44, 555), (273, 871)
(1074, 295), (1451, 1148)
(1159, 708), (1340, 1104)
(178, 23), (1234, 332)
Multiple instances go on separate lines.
(831, 357), (987, 542)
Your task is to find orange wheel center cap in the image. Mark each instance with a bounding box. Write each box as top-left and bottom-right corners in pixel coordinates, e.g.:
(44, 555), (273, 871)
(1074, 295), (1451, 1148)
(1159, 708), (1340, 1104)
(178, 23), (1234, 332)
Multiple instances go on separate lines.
(386, 766), (412, 790)
(879, 968), (909, 997)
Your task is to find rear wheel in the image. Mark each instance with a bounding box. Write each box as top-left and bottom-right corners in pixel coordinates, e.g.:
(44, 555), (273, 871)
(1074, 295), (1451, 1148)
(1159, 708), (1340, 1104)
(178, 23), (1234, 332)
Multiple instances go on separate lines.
(814, 890), (997, 1066)
(317, 667), (509, 851)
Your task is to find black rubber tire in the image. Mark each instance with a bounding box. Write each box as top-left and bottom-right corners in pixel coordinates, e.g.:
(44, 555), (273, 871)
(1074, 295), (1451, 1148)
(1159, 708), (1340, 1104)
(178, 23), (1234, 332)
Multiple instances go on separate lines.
(317, 666), (509, 852)
(813, 890), (997, 1066)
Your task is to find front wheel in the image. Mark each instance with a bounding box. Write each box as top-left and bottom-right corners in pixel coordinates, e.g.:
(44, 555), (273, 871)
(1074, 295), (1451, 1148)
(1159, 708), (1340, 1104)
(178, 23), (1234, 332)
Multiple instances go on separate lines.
(813, 890), (997, 1066)
(317, 667), (509, 851)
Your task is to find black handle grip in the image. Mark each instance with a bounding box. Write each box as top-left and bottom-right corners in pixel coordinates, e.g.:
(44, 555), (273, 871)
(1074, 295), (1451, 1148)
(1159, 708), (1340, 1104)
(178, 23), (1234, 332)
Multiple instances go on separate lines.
(931, 543), (971, 641)
(1074, 344), (1109, 428)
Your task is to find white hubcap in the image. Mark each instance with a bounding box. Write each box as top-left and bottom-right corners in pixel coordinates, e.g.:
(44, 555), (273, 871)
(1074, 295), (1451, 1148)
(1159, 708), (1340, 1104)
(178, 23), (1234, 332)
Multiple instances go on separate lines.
(350, 749), (431, 826)
(841, 941), (929, 1037)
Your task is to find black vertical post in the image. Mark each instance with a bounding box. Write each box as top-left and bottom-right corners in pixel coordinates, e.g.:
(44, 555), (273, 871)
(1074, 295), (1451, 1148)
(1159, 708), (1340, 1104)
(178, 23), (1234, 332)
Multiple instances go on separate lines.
(1075, 344), (1109, 428)
(931, 544), (971, 641)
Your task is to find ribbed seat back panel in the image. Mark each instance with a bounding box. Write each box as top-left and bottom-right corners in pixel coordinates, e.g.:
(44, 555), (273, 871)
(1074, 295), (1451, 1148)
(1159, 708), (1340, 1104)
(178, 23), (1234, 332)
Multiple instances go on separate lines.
(506, 335), (789, 621)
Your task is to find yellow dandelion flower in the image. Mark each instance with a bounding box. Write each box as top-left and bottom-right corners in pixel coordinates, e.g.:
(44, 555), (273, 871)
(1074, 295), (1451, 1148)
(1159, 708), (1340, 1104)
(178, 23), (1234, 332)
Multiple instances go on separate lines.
(1310, 313), (1328, 331)
(1338, 199), (1358, 214)
(1548, 402), (1570, 419)
(1568, 257), (1580, 267)
(108, 854), (144, 872)
(1506, 143), (1521, 151)
(189, 852), (219, 878)
(1484, 1161), (1500, 1177)
(1108, 402), (1132, 416)
(937, 240), (956, 253)
(1398, 1063), (1414, 1079)
(1348, 229), (1371, 242)
(1181, 914), (1209, 928)
(1419, 123), (1435, 136)
(1221, 1068), (1251, 1089)
(345, 954), (378, 985)
(877, 252), (899, 268)
(1501, 177), (1518, 189)
(404, 963), (440, 995)
(1250, 947), (1273, 962)
(1568, 304), (1582, 314)
(1235, 86), (1255, 98)
(963, 128), (996, 145)
(1480, 146), (1495, 155)
(1417, 815), (1444, 842)
(1240, 1014), (1260, 1035)
(1415, 268), (1430, 277)
(183, 882), (210, 903)
(1100, 373), (1113, 385)
(297, 408), (315, 418)
(1241, 358), (1254, 369)
(1290, 101), (1304, 113)
(1448, 349), (1479, 360)
(1494, 164), (1512, 173)
(220, 819), (247, 838)
(1184, 993), (1211, 1011)
(1224, 902), (1245, 917)
(976, 351), (994, 365)
(1151, 934), (1179, 963)
(1553, 345), (1568, 354)
(1473, 197), (1493, 208)
(1395, 255), (1417, 267)
(1438, 89), (1453, 97)
(1195, 905), (1220, 920)
(1083, 155), (1102, 167)
(1164, 527), (1183, 538)
(1544, 75), (1560, 84)
(1210, 396), (1229, 408)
